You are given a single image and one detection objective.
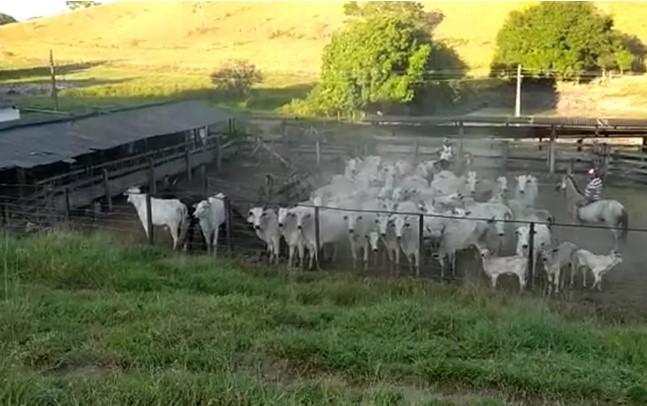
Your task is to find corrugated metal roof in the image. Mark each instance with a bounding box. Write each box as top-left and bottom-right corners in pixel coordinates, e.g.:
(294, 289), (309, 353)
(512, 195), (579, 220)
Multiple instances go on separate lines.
(0, 100), (234, 170)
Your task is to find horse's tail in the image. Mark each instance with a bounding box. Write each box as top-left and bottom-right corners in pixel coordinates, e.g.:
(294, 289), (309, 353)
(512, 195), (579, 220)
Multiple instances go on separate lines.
(618, 206), (629, 243)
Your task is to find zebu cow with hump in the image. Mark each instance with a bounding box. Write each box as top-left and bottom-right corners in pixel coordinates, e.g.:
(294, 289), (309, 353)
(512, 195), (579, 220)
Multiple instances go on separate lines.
(125, 187), (188, 250)
(247, 207), (280, 265)
(277, 205), (305, 270)
(193, 193), (227, 256)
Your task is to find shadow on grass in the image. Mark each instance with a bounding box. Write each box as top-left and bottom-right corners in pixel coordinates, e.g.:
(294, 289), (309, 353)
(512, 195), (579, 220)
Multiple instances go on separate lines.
(0, 61), (107, 81)
(15, 83), (314, 114)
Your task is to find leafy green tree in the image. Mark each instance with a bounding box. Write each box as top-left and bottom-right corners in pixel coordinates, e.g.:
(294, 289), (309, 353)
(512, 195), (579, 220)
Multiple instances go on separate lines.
(66, 1), (99, 10)
(294, 14), (433, 117)
(615, 48), (635, 74)
(0, 12), (16, 25)
(491, 2), (629, 79)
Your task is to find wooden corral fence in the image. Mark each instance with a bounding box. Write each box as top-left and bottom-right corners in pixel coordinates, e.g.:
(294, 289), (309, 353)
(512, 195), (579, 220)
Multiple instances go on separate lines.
(257, 116), (647, 182)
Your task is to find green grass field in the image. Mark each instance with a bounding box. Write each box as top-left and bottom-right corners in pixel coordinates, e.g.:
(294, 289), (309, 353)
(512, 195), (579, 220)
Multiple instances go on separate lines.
(2, 231), (647, 404)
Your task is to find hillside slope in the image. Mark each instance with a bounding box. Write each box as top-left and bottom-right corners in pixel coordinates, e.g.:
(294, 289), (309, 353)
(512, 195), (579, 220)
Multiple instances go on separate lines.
(3, 2), (647, 75)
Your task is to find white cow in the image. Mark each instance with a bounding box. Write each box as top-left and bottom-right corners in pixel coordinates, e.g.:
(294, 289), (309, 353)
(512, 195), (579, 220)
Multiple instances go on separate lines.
(125, 187), (188, 250)
(515, 224), (552, 277)
(277, 206), (305, 270)
(345, 199), (380, 270)
(193, 193), (227, 256)
(572, 249), (623, 291)
(293, 204), (347, 270)
(390, 201), (424, 275)
(427, 209), (480, 279)
(247, 207), (280, 265)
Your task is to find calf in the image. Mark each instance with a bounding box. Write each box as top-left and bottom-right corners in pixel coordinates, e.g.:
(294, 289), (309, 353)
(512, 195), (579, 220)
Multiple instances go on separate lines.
(193, 193), (227, 256)
(572, 249), (623, 291)
(246, 207), (280, 265)
(125, 187), (188, 250)
(479, 249), (528, 292)
(277, 206), (305, 270)
(541, 241), (577, 295)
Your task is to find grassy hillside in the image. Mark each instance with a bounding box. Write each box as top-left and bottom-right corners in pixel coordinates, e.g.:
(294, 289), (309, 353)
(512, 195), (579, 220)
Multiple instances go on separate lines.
(2, 1), (647, 114)
(2, 231), (647, 404)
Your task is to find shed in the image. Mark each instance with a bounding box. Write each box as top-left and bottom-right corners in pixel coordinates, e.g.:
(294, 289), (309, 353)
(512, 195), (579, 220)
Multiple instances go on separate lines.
(0, 100), (236, 201)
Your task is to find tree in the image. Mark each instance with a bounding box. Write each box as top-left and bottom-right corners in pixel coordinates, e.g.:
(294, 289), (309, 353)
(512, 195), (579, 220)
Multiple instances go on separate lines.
(615, 48), (635, 74)
(298, 14), (432, 117)
(0, 12), (16, 25)
(343, 1), (444, 30)
(491, 2), (633, 79)
(66, 1), (100, 10)
(210, 60), (263, 97)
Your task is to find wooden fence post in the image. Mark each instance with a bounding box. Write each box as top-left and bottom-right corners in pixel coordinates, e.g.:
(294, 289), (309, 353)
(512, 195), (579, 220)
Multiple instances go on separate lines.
(458, 121), (465, 158)
(224, 196), (233, 253)
(145, 193), (154, 245)
(16, 168), (26, 198)
(315, 139), (321, 167)
(148, 159), (156, 195)
(548, 125), (556, 174)
(64, 188), (71, 222)
(3, 203), (9, 229)
(215, 134), (222, 171)
(185, 133), (192, 181)
(102, 168), (112, 212)
(417, 213), (424, 278)
(200, 165), (208, 195)
(527, 222), (535, 291)
(1, 201), (6, 227)
(502, 141), (510, 171)
(314, 206), (321, 269)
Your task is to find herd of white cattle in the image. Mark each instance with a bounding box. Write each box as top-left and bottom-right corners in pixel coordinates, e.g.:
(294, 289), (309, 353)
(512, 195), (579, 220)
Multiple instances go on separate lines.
(123, 149), (625, 295)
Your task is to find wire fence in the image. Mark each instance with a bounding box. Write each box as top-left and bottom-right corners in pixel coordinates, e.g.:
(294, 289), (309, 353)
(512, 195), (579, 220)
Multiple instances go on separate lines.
(0, 185), (641, 296)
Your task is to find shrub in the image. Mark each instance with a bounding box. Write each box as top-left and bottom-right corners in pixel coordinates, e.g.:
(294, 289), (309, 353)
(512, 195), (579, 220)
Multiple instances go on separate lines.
(210, 60), (263, 98)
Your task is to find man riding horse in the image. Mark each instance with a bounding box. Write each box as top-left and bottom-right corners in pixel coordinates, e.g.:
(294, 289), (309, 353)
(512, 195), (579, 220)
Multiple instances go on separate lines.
(577, 167), (604, 208)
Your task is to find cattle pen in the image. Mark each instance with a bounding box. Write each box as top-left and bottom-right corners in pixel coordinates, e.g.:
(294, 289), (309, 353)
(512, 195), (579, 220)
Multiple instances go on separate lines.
(4, 111), (647, 316)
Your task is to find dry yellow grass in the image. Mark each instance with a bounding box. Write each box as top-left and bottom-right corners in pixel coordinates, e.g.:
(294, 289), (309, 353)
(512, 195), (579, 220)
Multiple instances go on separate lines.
(4, 1), (647, 74)
(3, 1), (647, 115)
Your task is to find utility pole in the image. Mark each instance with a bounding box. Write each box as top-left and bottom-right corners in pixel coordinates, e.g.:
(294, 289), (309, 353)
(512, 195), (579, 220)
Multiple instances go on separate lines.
(515, 64), (522, 117)
(49, 49), (59, 111)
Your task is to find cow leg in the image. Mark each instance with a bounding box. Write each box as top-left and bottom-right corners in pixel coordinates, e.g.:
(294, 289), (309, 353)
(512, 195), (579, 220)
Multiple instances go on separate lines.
(169, 222), (180, 251)
(582, 267), (587, 288)
(289, 244), (296, 270)
(414, 252), (420, 277)
(554, 268), (560, 294)
(570, 265), (576, 288)
(362, 243), (369, 271)
(350, 242), (358, 271)
(297, 241), (304, 269)
(394, 247), (400, 277)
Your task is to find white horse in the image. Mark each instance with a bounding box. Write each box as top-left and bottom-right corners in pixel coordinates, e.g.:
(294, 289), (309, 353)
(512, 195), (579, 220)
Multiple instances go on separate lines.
(558, 174), (628, 246)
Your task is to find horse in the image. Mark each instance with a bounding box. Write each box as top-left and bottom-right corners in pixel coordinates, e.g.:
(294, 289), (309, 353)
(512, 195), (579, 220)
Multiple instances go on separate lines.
(557, 174), (628, 247)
